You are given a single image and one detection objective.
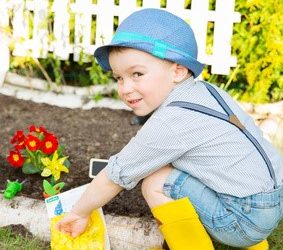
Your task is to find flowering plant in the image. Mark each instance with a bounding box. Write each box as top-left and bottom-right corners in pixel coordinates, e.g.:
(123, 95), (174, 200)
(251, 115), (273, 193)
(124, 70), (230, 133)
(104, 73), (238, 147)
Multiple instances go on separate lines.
(6, 125), (70, 197)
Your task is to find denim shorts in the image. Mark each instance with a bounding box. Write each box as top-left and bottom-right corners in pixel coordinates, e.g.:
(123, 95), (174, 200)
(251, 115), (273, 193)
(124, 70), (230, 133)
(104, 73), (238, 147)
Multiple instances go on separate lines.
(163, 169), (283, 248)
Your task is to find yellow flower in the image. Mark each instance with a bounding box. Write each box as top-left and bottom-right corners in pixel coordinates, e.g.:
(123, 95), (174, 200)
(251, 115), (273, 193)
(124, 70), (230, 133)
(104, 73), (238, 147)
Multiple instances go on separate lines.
(41, 150), (69, 181)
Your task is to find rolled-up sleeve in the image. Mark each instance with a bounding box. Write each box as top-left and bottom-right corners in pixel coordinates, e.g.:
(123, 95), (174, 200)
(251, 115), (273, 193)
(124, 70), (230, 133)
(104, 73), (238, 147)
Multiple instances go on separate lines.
(105, 115), (187, 189)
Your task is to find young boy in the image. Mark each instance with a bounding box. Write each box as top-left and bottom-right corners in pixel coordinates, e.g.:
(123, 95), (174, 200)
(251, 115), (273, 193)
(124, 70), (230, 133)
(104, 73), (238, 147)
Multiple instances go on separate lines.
(57, 8), (283, 250)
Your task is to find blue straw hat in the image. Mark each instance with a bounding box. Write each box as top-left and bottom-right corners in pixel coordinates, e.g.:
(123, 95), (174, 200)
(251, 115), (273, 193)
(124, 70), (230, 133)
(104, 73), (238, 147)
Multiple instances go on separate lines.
(94, 8), (204, 78)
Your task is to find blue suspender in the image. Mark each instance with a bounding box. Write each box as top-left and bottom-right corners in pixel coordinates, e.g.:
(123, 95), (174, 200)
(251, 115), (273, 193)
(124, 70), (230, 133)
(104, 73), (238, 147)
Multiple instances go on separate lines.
(167, 82), (278, 189)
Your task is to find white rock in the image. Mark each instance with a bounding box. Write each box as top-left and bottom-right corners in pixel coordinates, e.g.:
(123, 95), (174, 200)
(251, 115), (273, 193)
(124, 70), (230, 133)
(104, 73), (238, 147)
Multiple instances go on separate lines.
(259, 117), (281, 136)
(15, 89), (34, 101)
(82, 97), (130, 110)
(254, 101), (283, 116)
(239, 102), (254, 113)
(259, 117), (283, 152)
(45, 93), (82, 109)
(0, 84), (17, 96)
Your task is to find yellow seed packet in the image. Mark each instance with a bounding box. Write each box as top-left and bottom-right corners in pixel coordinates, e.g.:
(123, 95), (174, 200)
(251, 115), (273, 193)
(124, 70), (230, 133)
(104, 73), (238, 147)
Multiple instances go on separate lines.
(50, 209), (105, 250)
(45, 184), (110, 250)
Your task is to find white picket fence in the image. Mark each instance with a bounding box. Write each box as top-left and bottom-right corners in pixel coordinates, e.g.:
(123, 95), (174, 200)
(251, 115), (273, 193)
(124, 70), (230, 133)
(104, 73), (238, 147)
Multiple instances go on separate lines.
(0, 0), (240, 76)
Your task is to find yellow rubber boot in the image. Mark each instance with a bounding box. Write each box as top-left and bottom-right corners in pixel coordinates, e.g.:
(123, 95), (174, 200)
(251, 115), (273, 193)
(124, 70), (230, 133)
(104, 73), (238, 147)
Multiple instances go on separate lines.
(151, 197), (214, 250)
(245, 240), (269, 250)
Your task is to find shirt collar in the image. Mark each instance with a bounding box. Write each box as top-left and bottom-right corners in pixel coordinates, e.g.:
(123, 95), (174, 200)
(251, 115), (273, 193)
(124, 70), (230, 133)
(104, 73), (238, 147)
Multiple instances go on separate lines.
(159, 76), (196, 108)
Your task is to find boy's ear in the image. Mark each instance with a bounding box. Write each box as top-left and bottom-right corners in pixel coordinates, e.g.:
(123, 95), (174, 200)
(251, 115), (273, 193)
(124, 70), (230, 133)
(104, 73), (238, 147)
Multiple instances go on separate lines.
(172, 63), (190, 83)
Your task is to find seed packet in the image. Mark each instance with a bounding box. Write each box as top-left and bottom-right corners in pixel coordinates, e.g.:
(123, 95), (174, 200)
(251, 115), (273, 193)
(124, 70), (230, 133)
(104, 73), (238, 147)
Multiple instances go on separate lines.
(45, 184), (110, 250)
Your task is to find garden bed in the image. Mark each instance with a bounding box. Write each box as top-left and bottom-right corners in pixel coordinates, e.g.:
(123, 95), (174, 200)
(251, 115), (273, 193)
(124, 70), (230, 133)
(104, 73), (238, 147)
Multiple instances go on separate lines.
(0, 93), (151, 217)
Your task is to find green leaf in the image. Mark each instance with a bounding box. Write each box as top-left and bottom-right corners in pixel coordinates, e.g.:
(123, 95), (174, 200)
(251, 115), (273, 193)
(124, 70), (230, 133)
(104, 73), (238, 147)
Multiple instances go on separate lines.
(22, 162), (41, 174)
(35, 151), (45, 170)
(38, 132), (44, 140)
(43, 179), (65, 196)
(56, 146), (64, 156)
(43, 179), (52, 191)
(25, 147), (33, 156)
(63, 159), (71, 169)
(53, 182), (65, 192)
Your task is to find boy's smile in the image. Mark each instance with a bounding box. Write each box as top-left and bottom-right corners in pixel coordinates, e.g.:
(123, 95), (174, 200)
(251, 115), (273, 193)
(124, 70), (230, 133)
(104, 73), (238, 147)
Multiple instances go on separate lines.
(109, 48), (178, 116)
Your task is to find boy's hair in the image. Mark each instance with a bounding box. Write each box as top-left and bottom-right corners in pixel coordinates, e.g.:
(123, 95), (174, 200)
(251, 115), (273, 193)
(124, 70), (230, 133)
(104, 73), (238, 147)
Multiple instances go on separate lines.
(108, 46), (127, 54)
(94, 8), (204, 78)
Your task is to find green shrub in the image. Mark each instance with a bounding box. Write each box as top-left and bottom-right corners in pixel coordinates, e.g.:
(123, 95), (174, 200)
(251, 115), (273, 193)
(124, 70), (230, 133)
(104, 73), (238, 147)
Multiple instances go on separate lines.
(233, 0), (283, 103)
(205, 0), (283, 103)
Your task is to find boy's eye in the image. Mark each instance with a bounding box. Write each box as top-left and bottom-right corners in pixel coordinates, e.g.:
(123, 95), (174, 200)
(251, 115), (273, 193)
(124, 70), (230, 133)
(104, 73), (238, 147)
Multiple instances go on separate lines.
(114, 76), (122, 81)
(133, 72), (143, 78)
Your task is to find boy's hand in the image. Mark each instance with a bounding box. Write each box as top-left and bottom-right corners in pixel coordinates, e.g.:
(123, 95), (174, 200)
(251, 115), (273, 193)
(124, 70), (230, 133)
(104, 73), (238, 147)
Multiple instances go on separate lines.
(56, 211), (89, 238)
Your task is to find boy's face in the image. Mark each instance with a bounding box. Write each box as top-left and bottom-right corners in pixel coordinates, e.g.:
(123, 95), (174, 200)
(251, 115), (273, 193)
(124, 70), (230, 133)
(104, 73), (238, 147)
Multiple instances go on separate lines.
(109, 48), (177, 116)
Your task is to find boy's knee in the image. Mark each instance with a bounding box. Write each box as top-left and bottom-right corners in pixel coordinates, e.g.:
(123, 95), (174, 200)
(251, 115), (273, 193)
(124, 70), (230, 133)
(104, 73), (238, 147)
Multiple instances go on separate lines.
(141, 165), (173, 201)
(141, 174), (157, 200)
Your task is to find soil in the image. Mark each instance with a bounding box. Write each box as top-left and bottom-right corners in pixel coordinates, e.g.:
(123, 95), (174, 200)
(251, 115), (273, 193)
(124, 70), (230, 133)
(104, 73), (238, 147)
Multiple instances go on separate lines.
(0, 94), (152, 218)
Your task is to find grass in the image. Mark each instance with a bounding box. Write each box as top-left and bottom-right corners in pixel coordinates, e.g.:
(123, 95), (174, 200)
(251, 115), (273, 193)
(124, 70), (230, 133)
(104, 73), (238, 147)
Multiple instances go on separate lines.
(0, 226), (49, 250)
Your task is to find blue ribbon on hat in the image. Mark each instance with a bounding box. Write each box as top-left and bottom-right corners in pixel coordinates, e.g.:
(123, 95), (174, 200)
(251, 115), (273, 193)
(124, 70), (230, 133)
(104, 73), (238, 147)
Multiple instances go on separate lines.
(112, 32), (193, 60)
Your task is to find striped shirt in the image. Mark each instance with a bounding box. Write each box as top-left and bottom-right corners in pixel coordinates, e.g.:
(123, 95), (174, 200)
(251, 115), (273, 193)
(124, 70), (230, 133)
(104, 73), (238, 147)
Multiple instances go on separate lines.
(106, 77), (283, 197)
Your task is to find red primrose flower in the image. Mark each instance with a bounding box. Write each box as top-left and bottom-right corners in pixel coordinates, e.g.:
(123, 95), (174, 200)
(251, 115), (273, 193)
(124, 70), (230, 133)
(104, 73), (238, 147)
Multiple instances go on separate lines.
(25, 134), (41, 151)
(41, 134), (58, 154)
(7, 150), (24, 168)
